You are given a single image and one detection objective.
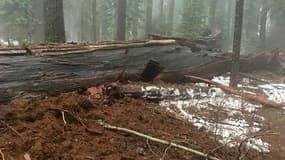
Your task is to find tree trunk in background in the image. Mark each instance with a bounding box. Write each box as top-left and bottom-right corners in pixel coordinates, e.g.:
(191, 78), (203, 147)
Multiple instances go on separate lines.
(116, 0), (127, 41)
(43, 0), (65, 43)
(230, 0), (244, 87)
(259, 0), (268, 50)
(81, 1), (91, 42)
(145, 0), (153, 37)
(159, 0), (165, 35)
(167, 0), (175, 35)
(225, 0), (234, 50)
(32, 0), (44, 43)
(209, 0), (217, 32)
(92, 0), (97, 42)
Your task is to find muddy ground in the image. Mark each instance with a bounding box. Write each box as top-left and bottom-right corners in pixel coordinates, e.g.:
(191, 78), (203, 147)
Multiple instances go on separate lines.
(0, 70), (284, 160)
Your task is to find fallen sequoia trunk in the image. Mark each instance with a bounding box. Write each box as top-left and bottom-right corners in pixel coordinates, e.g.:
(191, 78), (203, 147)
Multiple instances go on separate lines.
(0, 39), (284, 103)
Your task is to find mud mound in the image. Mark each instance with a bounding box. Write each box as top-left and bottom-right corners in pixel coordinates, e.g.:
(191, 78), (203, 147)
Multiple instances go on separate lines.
(0, 92), (260, 160)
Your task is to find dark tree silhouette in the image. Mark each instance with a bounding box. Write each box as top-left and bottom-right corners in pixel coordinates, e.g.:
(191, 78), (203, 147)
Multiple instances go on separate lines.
(230, 0), (245, 87)
(43, 0), (65, 42)
(116, 0), (127, 40)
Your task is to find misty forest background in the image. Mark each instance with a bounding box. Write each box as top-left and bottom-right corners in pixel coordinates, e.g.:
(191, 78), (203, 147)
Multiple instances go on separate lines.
(0, 0), (284, 54)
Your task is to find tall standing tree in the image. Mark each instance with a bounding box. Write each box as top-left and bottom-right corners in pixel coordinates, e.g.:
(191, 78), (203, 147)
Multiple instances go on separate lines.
(98, 0), (116, 41)
(179, 0), (207, 38)
(32, 0), (44, 43)
(259, 0), (269, 50)
(92, 0), (97, 42)
(230, 0), (245, 87)
(209, 0), (217, 32)
(159, 0), (165, 34)
(126, 0), (144, 39)
(43, 0), (65, 42)
(145, 0), (153, 37)
(116, 0), (127, 40)
(167, 0), (175, 35)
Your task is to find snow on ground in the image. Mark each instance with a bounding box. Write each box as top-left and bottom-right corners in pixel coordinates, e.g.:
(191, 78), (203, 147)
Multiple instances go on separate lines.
(141, 75), (285, 153)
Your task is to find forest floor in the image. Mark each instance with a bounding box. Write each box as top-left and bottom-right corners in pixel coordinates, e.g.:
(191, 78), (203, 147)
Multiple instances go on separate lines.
(0, 70), (284, 160)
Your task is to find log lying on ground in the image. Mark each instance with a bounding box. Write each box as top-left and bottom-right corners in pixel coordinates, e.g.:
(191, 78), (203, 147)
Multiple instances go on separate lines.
(0, 39), (176, 56)
(0, 39), (284, 103)
(187, 75), (284, 108)
(149, 33), (222, 52)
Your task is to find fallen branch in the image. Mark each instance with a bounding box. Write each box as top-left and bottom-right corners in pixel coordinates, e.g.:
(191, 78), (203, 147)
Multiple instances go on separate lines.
(0, 120), (24, 141)
(238, 73), (269, 84)
(187, 75), (284, 108)
(237, 132), (279, 160)
(97, 120), (220, 160)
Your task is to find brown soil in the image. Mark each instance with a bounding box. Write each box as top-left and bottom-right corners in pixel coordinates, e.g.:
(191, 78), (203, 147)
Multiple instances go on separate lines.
(1, 69), (283, 160)
(0, 90), (255, 160)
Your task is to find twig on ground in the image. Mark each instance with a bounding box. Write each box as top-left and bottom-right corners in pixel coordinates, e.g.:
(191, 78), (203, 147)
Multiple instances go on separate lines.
(206, 140), (236, 160)
(237, 132), (279, 160)
(0, 149), (5, 160)
(161, 143), (172, 160)
(48, 108), (102, 134)
(0, 120), (24, 141)
(61, 111), (67, 125)
(97, 120), (220, 160)
(146, 139), (160, 158)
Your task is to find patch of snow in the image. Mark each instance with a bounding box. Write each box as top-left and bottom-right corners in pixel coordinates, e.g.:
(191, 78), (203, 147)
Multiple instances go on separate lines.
(259, 84), (285, 103)
(247, 138), (270, 152)
(142, 74), (285, 152)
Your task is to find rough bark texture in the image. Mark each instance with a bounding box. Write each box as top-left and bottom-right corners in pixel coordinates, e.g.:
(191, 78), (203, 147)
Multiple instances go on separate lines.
(0, 43), (283, 103)
(230, 0), (244, 87)
(43, 0), (66, 43)
(117, 0), (127, 41)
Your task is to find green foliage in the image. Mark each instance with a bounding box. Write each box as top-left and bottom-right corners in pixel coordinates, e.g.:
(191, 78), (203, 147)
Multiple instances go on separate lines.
(178, 0), (208, 39)
(0, 0), (33, 40)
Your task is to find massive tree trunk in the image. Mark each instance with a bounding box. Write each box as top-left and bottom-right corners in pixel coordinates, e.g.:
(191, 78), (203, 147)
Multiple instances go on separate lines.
(230, 0), (244, 87)
(259, 0), (268, 51)
(145, 0), (153, 37)
(167, 0), (175, 35)
(116, 0), (127, 41)
(43, 0), (66, 43)
(0, 39), (283, 103)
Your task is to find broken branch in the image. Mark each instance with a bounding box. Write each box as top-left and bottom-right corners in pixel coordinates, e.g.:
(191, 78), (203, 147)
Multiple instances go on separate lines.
(97, 120), (220, 160)
(187, 75), (284, 108)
